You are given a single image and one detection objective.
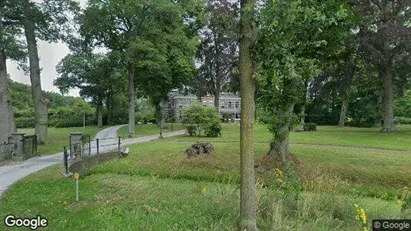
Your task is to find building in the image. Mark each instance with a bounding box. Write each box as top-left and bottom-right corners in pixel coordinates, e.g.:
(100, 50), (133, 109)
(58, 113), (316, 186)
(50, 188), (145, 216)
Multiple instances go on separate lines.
(165, 89), (241, 120)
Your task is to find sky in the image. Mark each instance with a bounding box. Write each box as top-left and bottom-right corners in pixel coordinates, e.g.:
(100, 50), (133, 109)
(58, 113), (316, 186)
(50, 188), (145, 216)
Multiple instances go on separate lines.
(7, 0), (87, 97)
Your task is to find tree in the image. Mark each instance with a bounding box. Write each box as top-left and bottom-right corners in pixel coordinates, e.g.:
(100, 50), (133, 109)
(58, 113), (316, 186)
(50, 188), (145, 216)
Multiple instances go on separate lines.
(239, 0), (257, 230)
(255, 0), (352, 162)
(8, 0), (80, 144)
(0, 0), (28, 143)
(80, 0), (199, 134)
(350, 0), (411, 132)
(55, 52), (126, 127)
(191, 0), (239, 113)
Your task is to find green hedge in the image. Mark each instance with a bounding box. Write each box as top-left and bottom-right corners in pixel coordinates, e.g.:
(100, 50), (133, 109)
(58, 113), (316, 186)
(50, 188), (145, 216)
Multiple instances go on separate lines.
(303, 123), (317, 131)
(396, 117), (411, 125)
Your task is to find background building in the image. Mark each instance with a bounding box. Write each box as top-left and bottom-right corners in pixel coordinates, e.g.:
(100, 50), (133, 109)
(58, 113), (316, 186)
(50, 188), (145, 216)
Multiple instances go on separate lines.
(165, 89), (241, 120)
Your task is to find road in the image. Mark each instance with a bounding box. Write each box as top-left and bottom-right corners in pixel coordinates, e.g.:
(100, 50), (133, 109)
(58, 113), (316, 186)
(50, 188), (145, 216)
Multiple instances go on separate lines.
(0, 126), (185, 197)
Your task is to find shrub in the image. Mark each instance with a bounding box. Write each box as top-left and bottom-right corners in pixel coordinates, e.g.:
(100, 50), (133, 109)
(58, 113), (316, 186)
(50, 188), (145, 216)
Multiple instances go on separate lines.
(221, 112), (233, 123)
(303, 123), (317, 131)
(182, 103), (222, 137)
(396, 117), (411, 125)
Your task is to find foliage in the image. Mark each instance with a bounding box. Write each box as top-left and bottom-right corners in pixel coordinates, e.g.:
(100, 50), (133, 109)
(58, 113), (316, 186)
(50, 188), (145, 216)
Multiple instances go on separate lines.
(8, 79), (84, 128)
(48, 99), (96, 128)
(303, 123), (317, 131)
(395, 90), (411, 118)
(182, 103), (221, 137)
(396, 117), (411, 125)
(135, 98), (156, 124)
(255, 0), (353, 159)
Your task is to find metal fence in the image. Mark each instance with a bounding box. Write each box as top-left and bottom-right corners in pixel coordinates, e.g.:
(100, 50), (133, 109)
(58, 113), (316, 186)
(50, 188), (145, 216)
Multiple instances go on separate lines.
(0, 137), (13, 161)
(23, 135), (38, 159)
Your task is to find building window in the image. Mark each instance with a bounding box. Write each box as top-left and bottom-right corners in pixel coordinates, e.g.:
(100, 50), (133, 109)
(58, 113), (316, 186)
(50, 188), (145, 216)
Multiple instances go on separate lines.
(228, 101), (232, 108)
(235, 102), (239, 108)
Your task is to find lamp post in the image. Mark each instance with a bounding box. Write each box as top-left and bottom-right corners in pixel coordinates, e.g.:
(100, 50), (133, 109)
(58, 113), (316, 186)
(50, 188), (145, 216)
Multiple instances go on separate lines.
(82, 96), (86, 133)
(159, 101), (164, 139)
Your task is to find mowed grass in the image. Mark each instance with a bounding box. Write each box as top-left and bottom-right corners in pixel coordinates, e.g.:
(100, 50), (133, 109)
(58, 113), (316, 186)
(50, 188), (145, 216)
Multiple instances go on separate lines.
(117, 123), (184, 138)
(1, 123), (411, 230)
(18, 126), (106, 155)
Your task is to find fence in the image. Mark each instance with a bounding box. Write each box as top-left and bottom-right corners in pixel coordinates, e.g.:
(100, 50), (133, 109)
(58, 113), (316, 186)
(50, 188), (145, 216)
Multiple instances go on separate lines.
(23, 135), (38, 159)
(0, 137), (13, 161)
(64, 134), (122, 175)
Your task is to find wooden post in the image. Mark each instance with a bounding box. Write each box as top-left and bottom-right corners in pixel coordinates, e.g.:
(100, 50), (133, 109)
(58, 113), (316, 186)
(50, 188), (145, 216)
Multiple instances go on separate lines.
(63, 146), (68, 175)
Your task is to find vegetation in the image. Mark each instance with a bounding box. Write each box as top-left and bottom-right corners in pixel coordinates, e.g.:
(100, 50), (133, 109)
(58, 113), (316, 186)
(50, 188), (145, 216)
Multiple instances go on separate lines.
(1, 124), (410, 230)
(182, 104), (221, 137)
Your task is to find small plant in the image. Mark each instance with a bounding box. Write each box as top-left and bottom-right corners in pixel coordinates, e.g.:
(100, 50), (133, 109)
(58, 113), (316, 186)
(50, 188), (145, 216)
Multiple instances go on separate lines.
(303, 123), (317, 131)
(186, 125), (197, 136)
(398, 186), (411, 212)
(354, 203), (368, 231)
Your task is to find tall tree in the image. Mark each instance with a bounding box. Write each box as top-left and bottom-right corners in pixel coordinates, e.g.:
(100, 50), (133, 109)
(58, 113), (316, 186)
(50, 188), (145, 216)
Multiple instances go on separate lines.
(350, 0), (411, 132)
(256, 0), (352, 162)
(192, 0), (238, 113)
(0, 8), (15, 143)
(239, 0), (257, 230)
(0, 0), (28, 143)
(80, 0), (199, 133)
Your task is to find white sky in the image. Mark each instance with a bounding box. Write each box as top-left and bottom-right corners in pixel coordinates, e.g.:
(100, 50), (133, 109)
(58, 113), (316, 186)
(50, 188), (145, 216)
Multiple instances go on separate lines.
(7, 0), (87, 97)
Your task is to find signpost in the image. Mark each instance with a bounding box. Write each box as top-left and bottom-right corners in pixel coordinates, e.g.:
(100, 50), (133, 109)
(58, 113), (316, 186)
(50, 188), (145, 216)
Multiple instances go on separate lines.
(74, 172), (79, 201)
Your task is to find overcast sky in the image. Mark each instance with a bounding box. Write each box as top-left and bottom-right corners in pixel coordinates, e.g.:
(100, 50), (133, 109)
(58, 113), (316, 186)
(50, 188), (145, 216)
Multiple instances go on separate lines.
(7, 0), (87, 97)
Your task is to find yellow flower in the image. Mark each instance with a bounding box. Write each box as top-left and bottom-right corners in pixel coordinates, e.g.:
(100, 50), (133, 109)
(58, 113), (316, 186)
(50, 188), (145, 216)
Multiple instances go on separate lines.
(274, 168), (283, 178)
(398, 199), (406, 207)
(201, 187), (207, 194)
(359, 208), (367, 224)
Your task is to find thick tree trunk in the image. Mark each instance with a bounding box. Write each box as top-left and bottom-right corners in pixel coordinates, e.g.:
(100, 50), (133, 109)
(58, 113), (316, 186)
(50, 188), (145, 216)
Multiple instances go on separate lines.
(375, 89), (383, 126)
(239, 0), (257, 230)
(214, 82), (220, 115)
(23, 5), (48, 144)
(381, 66), (395, 132)
(128, 62), (135, 134)
(338, 91), (349, 127)
(300, 105), (305, 125)
(268, 103), (295, 162)
(0, 48), (16, 143)
(97, 104), (103, 127)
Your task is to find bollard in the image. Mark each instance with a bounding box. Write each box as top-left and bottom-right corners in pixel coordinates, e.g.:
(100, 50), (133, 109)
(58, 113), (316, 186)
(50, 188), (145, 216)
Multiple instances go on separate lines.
(118, 137), (121, 152)
(63, 146), (69, 175)
(96, 139), (99, 154)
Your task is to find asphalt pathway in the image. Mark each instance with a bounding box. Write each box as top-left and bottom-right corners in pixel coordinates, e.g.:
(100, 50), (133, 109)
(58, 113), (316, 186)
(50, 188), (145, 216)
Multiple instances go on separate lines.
(0, 126), (185, 196)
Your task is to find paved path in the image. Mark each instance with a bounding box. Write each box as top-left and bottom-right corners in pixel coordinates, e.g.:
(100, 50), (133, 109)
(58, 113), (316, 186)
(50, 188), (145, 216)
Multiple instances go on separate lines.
(0, 126), (185, 196)
(93, 124), (127, 140)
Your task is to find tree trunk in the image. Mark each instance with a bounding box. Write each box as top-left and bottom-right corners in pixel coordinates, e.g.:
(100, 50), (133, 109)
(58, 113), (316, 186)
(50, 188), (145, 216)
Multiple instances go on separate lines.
(214, 82), (220, 115)
(300, 104), (305, 125)
(128, 62), (135, 134)
(97, 104), (103, 127)
(338, 91), (349, 127)
(381, 65), (395, 132)
(23, 4), (48, 144)
(268, 103), (295, 162)
(0, 48), (16, 143)
(239, 0), (257, 230)
(375, 88), (383, 126)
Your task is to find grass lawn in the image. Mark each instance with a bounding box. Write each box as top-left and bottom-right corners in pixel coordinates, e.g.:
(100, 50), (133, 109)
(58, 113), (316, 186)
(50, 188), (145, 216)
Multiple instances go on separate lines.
(18, 126), (106, 155)
(117, 123), (184, 138)
(1, 123), (411, 230)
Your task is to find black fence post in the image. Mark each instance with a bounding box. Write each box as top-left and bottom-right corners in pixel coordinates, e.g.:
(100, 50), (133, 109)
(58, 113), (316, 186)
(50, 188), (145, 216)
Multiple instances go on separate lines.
(118, 137), (121, 152)
(63, 146), (68, 175)
(88, 135), (91, 155)
(96, 139), (99, 154)
(69, 135), (72, 159)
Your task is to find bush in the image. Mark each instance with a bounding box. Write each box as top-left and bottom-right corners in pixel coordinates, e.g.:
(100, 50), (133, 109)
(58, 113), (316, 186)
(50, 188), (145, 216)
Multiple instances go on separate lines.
(182, 103), (222, 137)
(186, 125), (197, 136)
(221, 113), (233, 123)
(303, 123), (317, 131)
(396, 117), (411, 125)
